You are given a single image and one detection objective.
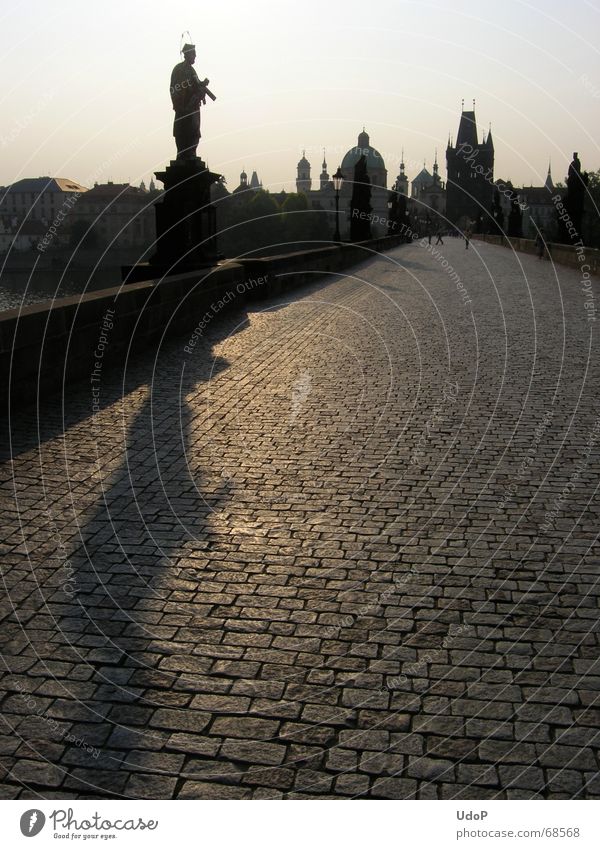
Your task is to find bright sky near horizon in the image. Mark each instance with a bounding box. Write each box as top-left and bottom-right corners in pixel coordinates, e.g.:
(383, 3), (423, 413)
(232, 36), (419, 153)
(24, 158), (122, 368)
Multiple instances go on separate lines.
(1, 0), (599, 192)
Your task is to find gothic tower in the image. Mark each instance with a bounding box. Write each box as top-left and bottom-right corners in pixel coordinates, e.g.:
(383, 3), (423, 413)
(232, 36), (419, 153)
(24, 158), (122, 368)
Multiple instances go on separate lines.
(446, 104), (494, 227)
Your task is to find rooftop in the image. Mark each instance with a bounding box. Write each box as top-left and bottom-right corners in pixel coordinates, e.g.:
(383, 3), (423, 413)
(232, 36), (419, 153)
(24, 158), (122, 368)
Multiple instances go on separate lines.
(6, 177), (88, 194)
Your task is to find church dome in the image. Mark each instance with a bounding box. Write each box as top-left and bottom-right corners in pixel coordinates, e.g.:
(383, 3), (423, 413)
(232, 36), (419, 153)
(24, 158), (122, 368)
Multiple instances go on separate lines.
(341, 129), (386, 186)
(342, 130), (385, 171)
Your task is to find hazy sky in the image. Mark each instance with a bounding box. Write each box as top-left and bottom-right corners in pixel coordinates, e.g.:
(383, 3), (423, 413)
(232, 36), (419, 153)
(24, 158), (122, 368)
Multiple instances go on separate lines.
(1, 0), (599, 192)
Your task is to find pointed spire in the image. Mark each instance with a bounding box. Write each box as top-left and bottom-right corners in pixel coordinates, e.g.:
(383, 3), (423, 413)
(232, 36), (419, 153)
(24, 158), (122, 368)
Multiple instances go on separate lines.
(544, 160), (554, 192)
(400, 147), (405, 173)
(319, 148), (329, 189)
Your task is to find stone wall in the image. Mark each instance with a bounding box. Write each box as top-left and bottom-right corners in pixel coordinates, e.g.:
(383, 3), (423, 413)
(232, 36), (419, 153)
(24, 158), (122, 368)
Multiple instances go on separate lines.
(476, 234), (600, 275)
(0, 235), (407, 409)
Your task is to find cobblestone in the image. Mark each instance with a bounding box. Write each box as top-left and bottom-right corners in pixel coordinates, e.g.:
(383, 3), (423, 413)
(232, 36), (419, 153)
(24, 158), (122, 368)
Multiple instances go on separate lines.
(1, 240), (599, 798)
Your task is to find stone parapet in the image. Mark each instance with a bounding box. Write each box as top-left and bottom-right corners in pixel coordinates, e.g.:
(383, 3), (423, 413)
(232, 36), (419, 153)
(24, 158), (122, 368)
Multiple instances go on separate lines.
(476, 234), (600, 275)
(0, 235), (407, 409)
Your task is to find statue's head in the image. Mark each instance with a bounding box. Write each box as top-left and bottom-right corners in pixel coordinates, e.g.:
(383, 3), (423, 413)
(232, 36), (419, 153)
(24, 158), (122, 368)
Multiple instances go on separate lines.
(182, 43), (196, 64)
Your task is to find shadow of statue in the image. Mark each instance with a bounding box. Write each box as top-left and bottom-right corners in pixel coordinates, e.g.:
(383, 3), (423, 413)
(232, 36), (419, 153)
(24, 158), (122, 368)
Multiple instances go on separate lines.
(36, 315), (245, 797)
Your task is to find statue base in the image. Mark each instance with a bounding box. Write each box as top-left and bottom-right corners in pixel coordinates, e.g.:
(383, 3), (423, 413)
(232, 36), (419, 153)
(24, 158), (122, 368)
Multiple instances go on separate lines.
(123, 157), (222, 284)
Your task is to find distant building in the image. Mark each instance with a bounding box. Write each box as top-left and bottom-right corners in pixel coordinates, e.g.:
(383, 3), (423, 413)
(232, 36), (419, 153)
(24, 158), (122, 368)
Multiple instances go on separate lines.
(293, 150), (336, 232)
(226, 169), (262, 201)
(234, 169), (249, 195)
(411, 164), (433, 200)
(391, 152), (409, 198)
(409, 153), (446, 224)
(0, 176), (88, 223)
(341, 130), (388, 190)
(74, 182), (155, 249)
(295, 129), (390, 237)
(518, 164), (563, 239)
(446, 107), (494, 228)
(0, 218), (49, 252)
(296, 152), (312, 194)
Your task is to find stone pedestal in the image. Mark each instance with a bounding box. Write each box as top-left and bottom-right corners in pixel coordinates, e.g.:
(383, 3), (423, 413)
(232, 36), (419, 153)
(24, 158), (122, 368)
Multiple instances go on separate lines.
(123, 157), (221, 284)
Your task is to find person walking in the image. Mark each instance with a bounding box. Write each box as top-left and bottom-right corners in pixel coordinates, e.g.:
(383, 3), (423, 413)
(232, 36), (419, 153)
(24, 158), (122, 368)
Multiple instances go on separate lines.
(435, 228), (444, 245)
(464, 226), (472, 249)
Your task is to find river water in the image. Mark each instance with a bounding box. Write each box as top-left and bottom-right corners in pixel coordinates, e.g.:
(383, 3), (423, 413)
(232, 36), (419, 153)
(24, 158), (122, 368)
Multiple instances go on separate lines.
(0, 265), (127, 312)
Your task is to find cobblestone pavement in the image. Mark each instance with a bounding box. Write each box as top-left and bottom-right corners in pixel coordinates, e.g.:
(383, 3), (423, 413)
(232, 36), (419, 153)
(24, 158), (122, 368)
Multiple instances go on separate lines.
(1, 238), (599, 799)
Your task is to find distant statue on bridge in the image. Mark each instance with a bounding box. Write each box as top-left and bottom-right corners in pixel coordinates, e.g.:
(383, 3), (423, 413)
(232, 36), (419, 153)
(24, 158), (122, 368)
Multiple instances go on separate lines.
(506, 181), (523, 238)
(558, 151), (589, 243)
(170, 42), (216, 160)
(491, 187), (504, 236)
(350, 155), (372, 242)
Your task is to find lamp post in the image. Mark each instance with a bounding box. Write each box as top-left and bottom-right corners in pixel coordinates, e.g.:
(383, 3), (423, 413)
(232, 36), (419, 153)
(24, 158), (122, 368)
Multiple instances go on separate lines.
(387, 195), (394, 236)
(332, 166), (344, 242)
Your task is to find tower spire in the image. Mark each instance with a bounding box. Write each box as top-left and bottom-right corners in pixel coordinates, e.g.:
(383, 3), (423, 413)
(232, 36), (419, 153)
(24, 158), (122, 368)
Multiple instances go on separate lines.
(544, 159), (554, 192)
(319, 148), (329, 191)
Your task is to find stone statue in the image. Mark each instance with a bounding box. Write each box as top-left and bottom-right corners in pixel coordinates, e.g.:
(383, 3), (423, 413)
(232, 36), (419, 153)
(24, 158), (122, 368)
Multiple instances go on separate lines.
(566, 151), (588, 238)
(349, 155), (372, 242)
(170, 43), (214, 160)
(506, 181), (523, 238)
(124, 42), (221, 281)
